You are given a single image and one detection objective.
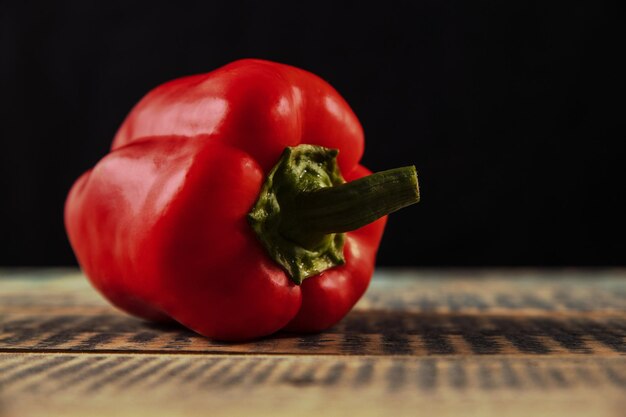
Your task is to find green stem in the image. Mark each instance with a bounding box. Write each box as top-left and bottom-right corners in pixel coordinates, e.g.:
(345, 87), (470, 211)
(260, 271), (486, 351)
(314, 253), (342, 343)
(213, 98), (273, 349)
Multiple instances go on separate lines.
(281, 166), (419, 247)
(248, 144), (420, 283)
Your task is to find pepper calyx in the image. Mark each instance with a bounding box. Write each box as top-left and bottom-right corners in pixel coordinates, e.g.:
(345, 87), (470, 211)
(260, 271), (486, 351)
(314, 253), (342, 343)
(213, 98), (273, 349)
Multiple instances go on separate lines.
(248, 144), (420, 285)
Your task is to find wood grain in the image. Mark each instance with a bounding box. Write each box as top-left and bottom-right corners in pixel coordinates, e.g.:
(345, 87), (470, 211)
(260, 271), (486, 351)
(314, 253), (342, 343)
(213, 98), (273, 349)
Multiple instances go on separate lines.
(0, 269), (625, 417)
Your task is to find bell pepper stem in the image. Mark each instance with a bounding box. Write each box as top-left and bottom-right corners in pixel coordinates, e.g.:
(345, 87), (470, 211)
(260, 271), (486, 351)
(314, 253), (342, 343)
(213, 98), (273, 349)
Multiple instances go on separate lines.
(248, 145), (420, 283)
(281, 166), (420, 248)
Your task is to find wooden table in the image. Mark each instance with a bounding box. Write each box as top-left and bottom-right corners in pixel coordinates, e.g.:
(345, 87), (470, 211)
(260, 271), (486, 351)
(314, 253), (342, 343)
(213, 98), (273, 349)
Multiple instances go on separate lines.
(1, 269), (625, 416)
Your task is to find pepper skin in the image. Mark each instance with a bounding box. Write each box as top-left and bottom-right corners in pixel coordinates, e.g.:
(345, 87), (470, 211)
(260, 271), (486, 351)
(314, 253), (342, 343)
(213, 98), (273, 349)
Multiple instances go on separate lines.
(65, 59), (419, 341)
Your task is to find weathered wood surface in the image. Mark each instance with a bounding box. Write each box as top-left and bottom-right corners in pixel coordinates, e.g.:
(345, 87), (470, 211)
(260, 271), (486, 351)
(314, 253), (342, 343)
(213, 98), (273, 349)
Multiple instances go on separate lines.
(0, 269), (625, 416)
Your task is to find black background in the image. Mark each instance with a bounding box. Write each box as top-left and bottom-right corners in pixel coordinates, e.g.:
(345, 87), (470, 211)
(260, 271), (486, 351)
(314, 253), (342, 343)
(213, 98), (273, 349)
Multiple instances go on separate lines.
(1, 1), (624, 267)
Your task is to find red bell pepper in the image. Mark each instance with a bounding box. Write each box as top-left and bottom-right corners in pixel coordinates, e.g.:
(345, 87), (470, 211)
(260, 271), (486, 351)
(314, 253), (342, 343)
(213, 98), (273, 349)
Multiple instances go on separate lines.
(65, 59), (420, 341)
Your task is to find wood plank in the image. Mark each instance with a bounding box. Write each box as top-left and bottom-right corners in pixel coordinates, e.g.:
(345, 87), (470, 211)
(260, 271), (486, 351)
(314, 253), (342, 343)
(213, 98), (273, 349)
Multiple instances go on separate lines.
(1, 269), (625, 356)
(0, 269), (625, 416)
(1, 353), (625, 417)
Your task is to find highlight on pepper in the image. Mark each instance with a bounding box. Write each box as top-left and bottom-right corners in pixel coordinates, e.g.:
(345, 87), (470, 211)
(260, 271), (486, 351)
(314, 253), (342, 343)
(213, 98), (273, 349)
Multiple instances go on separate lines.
(65, 59), (420, 341)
